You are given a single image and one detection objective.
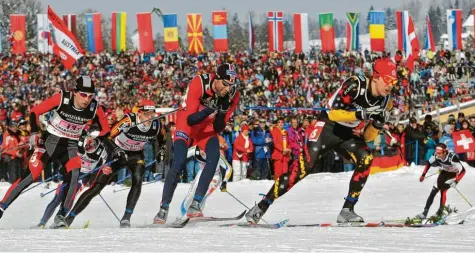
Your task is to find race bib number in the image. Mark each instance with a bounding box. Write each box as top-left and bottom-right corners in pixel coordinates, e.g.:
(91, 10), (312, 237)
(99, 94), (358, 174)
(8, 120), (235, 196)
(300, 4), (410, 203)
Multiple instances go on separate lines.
(308, 122), (325, 142)
(48, 114), (85, 139)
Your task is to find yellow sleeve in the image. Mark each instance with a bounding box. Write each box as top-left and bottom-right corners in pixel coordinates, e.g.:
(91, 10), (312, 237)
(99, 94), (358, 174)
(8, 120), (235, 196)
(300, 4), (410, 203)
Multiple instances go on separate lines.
(327, 110), (358, 122)
(364, 124), (380, 142)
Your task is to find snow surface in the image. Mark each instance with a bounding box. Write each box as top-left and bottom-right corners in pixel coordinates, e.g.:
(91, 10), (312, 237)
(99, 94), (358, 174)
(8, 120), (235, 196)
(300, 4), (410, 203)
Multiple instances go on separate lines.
(1, 164), (475, 252)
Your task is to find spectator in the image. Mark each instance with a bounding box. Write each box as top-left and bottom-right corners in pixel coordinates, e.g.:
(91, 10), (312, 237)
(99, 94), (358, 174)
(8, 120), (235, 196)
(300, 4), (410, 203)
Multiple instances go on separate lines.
(270, 118), (291, 180)
(232, 125), (253, 182)
(423, 125), (437, 162)
(439, 124), (455, 152)
(250, 119), (272, 180)
(0, 124), (5, 182)
(287, 117), (305, 177)
(1, 120), (23, 183)
(405, 117), (426, 165)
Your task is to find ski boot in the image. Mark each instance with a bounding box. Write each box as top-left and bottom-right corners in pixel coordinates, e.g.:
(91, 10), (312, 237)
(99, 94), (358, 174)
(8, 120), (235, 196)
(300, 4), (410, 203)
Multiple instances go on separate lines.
(50, 215), (69, 229)
(153, 206), (169, 224)
(186, 200), (203, 218)
(337, 208), (364, 223)
(120, 219), (131, 228)
(245, 203), (267, 224)
(414, 209), (429, 220)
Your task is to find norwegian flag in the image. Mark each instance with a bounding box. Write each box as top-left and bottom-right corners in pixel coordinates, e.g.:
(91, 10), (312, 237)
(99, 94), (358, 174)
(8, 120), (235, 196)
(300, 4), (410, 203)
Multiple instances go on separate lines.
(453, 130), (475, 156)
(267, 11), (284, 52)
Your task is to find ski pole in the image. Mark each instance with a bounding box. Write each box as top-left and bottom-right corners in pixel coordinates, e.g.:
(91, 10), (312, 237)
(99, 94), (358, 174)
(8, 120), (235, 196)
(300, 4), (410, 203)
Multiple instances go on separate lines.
(111, 160), (158, 186)
(99, 194), (121, 223)
(113, 175), (162, 193)
(40, 159), (118, 198)
(21, 173), (60, 195)
(454, 187), (473, 208)
(226, 190), (268, 224)
(425, 171), (439, 179)
(123, 108), (183, 131)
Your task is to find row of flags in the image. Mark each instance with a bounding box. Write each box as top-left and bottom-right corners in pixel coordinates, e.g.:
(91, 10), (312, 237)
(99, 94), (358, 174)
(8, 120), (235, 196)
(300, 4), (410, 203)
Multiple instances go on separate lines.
(6, 8), (475, 56)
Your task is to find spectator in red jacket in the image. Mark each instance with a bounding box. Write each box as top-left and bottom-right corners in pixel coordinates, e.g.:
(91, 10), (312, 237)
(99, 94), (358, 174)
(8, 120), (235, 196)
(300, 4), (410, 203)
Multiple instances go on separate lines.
(271, 118), (291, 179)
(232, 125), (254, 182)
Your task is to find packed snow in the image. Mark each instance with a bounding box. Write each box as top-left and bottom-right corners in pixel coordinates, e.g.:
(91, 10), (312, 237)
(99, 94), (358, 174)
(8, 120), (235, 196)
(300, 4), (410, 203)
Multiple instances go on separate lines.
(1, 164), (475, 252)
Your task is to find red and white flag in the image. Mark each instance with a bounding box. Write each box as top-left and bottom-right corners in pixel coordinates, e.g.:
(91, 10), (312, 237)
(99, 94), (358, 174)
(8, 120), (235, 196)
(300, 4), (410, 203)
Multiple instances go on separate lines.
(267, 11), (283, 52)
(48, 5), (85, 69)
(293, 13), (309, 53)
(404, 15), (419, 72)
(453, 130), (475, 155)
(62, 14), (77, 37)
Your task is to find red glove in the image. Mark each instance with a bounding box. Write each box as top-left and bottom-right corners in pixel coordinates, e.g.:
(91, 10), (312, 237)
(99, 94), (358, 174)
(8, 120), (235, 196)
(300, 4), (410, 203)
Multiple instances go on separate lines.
(419, 174), (425, 182)
(102, 166), (113, 175)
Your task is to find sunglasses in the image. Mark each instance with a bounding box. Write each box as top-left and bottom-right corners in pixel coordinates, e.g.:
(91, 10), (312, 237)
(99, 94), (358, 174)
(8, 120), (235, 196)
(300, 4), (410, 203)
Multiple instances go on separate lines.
(107, 118), (114, 121)
(381, 75), (398, 86)
(78, 92), (94, 99)
(222, 80), (235, 87)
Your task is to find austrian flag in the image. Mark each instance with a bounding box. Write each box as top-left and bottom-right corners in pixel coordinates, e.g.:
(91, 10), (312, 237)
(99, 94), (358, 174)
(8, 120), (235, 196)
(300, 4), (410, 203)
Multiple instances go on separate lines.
(48, 5), (85, 69)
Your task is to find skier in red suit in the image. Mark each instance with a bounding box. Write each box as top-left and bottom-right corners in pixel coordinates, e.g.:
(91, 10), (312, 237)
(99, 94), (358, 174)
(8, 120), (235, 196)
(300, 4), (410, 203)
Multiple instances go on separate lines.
(154, 63), (240, 224)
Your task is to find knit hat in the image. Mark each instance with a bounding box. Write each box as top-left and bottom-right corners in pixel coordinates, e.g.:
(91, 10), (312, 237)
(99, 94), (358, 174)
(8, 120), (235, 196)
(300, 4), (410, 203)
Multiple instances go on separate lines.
(241, 125), (250, 132)
(444, 124), (453, 133)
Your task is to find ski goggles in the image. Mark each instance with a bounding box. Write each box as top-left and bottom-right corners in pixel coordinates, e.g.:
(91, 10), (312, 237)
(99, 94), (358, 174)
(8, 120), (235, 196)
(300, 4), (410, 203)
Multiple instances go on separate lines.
(435, 146), (447, 156)
(381, 75), (398, 86)
(78, 92), (95, 99)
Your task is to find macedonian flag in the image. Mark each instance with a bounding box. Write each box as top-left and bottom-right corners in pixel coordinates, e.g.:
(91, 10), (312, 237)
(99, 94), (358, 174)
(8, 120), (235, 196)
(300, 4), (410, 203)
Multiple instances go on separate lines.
(187, 13), (204, 54)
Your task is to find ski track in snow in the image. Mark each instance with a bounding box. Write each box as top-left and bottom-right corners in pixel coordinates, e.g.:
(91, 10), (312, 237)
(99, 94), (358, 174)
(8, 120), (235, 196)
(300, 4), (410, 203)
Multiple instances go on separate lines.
(1, 164), (475, 252)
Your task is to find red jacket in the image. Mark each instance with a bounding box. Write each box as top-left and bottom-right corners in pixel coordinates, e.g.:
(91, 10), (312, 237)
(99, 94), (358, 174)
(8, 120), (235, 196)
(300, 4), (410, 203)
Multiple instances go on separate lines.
(232, 133), (254, 162)
(271, 127), (290, 160)
(2, 129), (22, 158)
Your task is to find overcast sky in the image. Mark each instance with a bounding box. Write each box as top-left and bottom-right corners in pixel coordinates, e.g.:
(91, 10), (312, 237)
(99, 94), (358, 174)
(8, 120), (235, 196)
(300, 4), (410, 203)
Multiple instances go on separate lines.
(41, 0), (434, 31)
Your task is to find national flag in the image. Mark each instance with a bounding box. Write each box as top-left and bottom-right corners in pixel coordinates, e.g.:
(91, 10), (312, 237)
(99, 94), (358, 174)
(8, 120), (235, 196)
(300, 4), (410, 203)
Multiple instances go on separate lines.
(212, 11), (228, 52)
(47, 5), (85, 69)
(346, 12), (359, 51)
(111, 12), (127, 53)
(248, 13), (255, 51)
(446, 9), (463, 50)
(136, 12), (155, 53)
(10, 15), (26, 54)
(163, 14), (179, 51)
(267, 11), (284, 52)
(452, 130), (475, 154)
(85, 13), (103, 53)
(424, 15), (436, 52)
(293, 13), (309, 53)
(395, 10), (405, 51)
(369, 11), (385, 52)
(187, 13), (204, 54)
(62, 14), (77, 37)
(37, 14), (51, 53)
(319, 13), (335, 52)
(404, 15), (419, 72)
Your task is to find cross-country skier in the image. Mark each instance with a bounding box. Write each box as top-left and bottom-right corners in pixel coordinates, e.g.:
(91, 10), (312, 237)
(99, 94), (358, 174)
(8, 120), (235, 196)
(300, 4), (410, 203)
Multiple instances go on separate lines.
(154, 63), (240, 224)
(0, 77), (110, 224)
(34, 127), (109, 228)
(415, 143), (466, 219)
(246, 58), (397, 224)
(180, 145), (232, 216)
(64, 99), (164, 228)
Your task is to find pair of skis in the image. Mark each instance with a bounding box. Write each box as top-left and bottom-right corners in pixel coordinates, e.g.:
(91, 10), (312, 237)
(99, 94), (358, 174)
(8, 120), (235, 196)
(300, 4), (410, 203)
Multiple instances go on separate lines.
(139, 210), (247, 228)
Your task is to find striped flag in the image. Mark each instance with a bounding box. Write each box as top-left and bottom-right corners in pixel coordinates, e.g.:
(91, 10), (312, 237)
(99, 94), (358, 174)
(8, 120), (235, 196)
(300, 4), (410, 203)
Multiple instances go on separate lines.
(136, 12), (154, 53)
(111, 12), (127, 53)
(85, 13), (103, 53)
(319, 13), (335, 52)
(10, 15), (26, 54)
(293, 13), (309, 53)
(212, 11), (228, 52)
(163, 13), (179, 51)
(346, 12), (359, 51)
(187, 13), (204, 54)
(267, 11), (284, 52)
(248, 14), (255, 51)
(446, 9), (463, 50)
(369, 11), (385, 52)
(48, 5), (85, 69)
(396, 11), (410, 52)
(424, 16), (436, 52)
(37, 14), (51, 53)
(62, 14), (77, 37)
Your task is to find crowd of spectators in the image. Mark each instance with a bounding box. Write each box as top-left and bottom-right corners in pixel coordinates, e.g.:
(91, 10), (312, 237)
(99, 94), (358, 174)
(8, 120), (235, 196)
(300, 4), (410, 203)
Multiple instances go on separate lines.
(0, 47), (475, 183)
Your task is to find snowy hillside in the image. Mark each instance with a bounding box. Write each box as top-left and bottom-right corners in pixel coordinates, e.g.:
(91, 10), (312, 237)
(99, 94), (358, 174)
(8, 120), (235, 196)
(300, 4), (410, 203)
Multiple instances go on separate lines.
(1, 164), (475, 252)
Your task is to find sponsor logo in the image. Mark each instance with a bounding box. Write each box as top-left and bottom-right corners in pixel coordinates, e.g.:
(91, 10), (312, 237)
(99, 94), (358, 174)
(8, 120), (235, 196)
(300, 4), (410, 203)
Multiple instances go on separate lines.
(175, 130), (189, 142)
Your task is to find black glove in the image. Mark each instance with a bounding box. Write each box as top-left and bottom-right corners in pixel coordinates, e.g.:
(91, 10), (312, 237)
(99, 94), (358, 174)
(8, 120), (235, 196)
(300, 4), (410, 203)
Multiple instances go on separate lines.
(217, 96), (231, 113)
(114, 148), (128, 166)
(220, 181), (227, 192)
(369, 111), (389, 129)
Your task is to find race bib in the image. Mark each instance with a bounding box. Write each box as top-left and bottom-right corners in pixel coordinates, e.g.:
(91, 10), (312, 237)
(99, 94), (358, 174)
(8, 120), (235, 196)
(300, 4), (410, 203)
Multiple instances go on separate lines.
(308, 121), (325, 142)
(115, 134), (146, 151)
(47, 113), (85, 139)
